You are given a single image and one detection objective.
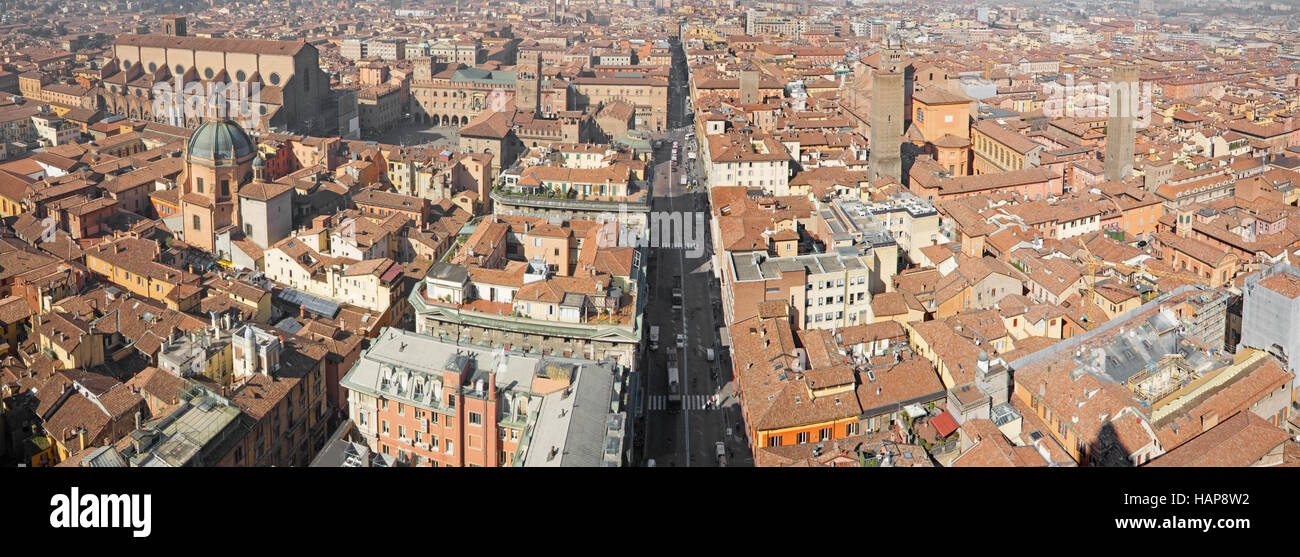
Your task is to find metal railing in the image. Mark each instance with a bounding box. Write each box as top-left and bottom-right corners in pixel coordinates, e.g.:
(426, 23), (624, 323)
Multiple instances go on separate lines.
(489, 189), (651, 212)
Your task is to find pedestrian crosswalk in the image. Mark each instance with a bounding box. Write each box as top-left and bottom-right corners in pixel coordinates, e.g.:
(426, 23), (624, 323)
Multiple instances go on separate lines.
(647, 394), (712, 411)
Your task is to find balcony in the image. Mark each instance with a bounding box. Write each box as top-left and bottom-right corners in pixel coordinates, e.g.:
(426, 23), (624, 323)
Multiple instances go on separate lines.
(414, 283), (638, 330)
(490, 186), (651, 213)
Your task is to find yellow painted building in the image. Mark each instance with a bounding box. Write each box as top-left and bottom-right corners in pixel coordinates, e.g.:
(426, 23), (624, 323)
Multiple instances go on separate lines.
(83, 237), (202, 311)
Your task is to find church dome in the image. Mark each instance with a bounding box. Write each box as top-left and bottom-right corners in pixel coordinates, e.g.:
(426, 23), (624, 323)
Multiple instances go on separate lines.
(187, 120), (255, 162)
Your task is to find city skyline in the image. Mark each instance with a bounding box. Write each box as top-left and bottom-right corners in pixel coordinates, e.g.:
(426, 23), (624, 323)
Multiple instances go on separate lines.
(0, 0), (1296, 473)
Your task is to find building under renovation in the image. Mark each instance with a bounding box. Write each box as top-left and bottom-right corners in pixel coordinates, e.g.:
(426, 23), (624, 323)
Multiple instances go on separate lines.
(1240, 262), (1300, 372)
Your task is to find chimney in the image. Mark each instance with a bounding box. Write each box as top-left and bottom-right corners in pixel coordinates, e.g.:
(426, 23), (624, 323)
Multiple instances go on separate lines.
(78, 428), (85, 452)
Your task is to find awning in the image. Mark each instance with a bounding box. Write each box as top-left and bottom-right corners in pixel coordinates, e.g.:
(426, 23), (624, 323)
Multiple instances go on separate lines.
(718, 326), (731, 347)
(932, 410), (959, 439)
(380, 263), (403, 283)
(903, 404), (928, 419)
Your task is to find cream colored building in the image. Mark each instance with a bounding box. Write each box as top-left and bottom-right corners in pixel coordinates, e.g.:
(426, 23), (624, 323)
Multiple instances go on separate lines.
(704, 135), (792, 195)
(570, 75), (670, 131)
(263, 239), (400, 313)
(108, 20), (333, 134)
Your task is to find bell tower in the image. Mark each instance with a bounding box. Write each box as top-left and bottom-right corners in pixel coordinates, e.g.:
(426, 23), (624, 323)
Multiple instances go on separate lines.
(161, 15), (187, 37)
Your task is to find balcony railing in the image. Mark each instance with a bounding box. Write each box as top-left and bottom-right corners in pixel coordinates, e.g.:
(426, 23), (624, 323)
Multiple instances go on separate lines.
(490, 188), (651, 212)
(415, 286), (637, 328)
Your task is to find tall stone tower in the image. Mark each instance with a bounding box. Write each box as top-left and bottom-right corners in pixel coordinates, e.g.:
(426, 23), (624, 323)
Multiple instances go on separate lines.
(739, 67), (760, 105)
(1105, 64), (1138, 181)
(869, 35), (908, 184)
(870, 71), (904, 183)
(412, 57), (436, 82)
(881, 35), (905, 72)
(515, 56), (541, 116)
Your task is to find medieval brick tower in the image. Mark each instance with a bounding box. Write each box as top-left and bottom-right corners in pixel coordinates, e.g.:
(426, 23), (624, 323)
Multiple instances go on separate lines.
(1105, 64), (1139, 181)
(515, 57), (541, 116)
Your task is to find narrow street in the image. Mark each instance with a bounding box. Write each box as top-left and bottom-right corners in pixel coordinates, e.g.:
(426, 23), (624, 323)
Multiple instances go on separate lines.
(638, 37), (751, 467)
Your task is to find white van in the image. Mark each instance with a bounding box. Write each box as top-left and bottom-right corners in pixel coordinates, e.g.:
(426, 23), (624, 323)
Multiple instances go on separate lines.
(706, 348), (715, 362)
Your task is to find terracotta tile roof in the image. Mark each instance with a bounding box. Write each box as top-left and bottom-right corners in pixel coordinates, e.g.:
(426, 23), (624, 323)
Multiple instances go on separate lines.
(1146, 411), (1291, 467)
(755, 432), (930, 467)
(459, 108), (514, 139)
(1258, 272), (1300, 299)
(907, 319), (983, 385)
(856, 357), (945, 415)
(0, 295), (33, 325)
(870, 291), (908, 317)
(974, 119), (1043, 154)
(894, 267), (940, 297)
(116, 34), (309, 57)
(43, 393), (112, 445)
(951, 418), (1050, 467)
(239, 180), (294, 201)
(468, 265), (524, 287)
(590, 247), (635, 278)
(913, 86), (972, 105)
(1153, 230), (1233, 266)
